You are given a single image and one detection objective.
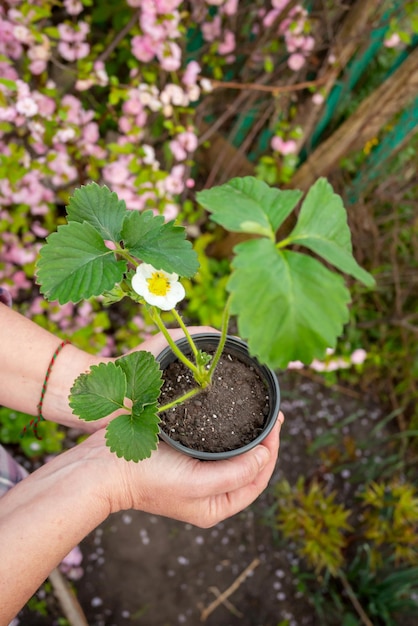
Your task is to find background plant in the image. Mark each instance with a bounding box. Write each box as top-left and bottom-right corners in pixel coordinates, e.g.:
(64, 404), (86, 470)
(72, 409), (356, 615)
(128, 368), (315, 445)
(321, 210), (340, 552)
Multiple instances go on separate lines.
(274, 475), (418, 625)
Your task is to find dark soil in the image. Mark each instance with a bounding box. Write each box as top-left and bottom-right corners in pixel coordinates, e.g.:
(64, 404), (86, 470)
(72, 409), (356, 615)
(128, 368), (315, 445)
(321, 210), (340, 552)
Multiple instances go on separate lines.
(159, 351), (269, 453)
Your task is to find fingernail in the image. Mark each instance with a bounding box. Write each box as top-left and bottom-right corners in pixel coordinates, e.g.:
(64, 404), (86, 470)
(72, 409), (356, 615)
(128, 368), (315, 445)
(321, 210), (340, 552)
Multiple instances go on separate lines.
(254, 446), (270, 470)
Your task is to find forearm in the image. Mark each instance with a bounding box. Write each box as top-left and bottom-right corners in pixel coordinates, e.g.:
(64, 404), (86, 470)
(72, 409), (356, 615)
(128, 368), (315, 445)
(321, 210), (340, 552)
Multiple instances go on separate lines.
(0, 304), (105, 429)
(0, 435), (111, 624)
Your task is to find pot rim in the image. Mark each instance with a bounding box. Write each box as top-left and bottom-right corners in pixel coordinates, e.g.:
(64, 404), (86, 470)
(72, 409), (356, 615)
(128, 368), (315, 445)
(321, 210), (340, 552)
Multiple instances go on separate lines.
(156, 333), (280, 460)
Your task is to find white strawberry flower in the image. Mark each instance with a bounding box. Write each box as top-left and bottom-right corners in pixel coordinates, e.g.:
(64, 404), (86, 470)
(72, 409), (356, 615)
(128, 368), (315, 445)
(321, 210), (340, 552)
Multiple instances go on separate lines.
(132, 263), (185, 311)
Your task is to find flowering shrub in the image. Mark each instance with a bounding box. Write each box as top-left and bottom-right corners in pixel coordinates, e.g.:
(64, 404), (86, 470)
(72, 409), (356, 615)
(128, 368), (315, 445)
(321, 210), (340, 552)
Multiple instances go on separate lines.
(0, 1), (326, 329)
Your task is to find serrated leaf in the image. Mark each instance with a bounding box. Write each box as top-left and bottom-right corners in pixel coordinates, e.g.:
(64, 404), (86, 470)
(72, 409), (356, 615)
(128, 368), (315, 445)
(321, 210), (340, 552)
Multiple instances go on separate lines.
(286, 178), (375, 288)
(67, 182), (127, 243)
(70, 362), (127, 421)
(36, 221), (126, 303)
(121, 210), (198, 277)
(115, 351), (163, 409)
(105, 404), (160, 461)
(228, 239), (351, 369)
(197, 176), (302, 237)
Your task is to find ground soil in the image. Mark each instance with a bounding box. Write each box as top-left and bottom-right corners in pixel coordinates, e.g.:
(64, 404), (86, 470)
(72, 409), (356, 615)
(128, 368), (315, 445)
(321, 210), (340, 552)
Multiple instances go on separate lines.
(16, 371), (392, 626)
(159, 351), (269, 453)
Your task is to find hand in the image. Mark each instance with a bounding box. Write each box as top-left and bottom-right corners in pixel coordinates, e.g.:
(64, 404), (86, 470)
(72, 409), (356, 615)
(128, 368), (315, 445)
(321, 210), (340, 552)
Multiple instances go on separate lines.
(88, 411), (284, 528)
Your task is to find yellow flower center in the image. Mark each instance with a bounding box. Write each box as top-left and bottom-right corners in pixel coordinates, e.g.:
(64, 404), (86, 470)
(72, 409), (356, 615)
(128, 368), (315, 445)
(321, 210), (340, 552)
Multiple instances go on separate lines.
(147, 272), (171, 296)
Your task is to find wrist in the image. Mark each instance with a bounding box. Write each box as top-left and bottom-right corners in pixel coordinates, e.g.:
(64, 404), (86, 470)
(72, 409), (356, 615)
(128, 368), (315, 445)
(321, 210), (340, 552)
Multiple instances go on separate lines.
(41, 344), (109, 430)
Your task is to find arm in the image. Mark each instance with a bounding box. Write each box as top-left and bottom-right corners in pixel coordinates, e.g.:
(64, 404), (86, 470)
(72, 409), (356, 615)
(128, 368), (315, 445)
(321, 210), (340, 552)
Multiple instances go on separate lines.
(0, 303), (212, 431)
(0, 415), (283, 624)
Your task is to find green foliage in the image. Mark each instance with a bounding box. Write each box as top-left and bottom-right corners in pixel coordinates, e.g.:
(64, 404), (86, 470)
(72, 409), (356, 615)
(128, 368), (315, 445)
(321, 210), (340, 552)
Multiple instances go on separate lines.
(360, 480), (418, 567)
(275, 477), (352, 575)
(37, 221), (127, 304)
(70, 351), (162, 461)
(183, 233), (230, 327)
(36, 183), (199, 304)
(274, 472), (418, 625)
(197, 177), (375, 369)
(0, 407), (64, 458)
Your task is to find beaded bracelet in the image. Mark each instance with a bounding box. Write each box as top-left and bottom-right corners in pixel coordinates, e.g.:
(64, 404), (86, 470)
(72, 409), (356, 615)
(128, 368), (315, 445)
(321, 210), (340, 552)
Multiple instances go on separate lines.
(21, 339), (71, 440)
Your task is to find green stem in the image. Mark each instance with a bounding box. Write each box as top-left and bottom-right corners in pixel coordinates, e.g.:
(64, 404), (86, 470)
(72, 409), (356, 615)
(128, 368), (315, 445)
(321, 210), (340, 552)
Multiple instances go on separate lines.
(207, 295), (231, 380)
(276, 236), (292, 249)
(171, 308), (199, 358)
(337, 570), (374, 626)
(151, 307), (201, 378)
(158, 386), (202, 413)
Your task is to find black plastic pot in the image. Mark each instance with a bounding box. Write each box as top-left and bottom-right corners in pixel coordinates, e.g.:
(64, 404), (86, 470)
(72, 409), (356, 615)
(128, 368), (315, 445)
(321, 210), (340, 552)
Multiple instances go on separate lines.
(156, 333), (280, 460)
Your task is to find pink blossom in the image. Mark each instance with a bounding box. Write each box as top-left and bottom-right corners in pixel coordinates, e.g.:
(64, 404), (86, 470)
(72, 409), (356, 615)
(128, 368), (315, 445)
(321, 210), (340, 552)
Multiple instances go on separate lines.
(263, 9), (280, 28)
(350, 348), (367, 365)
(10, 270), (31, 292)
(222, 0), (239, 16)
(29, 60), (47, 75)
(16, 96), (38, 117)
(34, 93), (56, 117)
(0, 62), (18, 80)
(154, 0), (182, 11)
(163, 164), (185, 195)
(103, 160), (131, 185)
(312, 92), (324, 106)
(131, 34), (156, 63)
(63, 0), (83, 15)
(12, 24), (32, 44)
(182, 61), (200, 87)
(272, 0), (291, 10)
(58, 40), (90, 61)
(49, 151), (78, 186)
(163, 202), (179, 221)
(123, 93), (144, 115)
(218, 30), (236, 55)
(287, 52), (305, 71)
(158, 41), (181, 71)
(82, 122), (99, 143)
(384, 33), (401, 48)
(202, 15), (221, 42)
(31, 222), (49, 238)
(271, 136), (297, 155)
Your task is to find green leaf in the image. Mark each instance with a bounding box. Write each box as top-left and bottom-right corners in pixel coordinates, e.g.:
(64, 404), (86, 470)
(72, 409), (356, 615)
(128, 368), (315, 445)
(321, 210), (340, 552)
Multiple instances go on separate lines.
(115, 351), (163, 410)
(228, 239), (351, 369)
(67, 182), (127, 243)
(105, 404), (160, 461)
(285, 178), (375, 288)
(0, 77), (17, 90)
(121, 210), (198, 277)
(36, 221), (126, 303)
(197, 176), (302, 238)
(70, 362), (127, 421)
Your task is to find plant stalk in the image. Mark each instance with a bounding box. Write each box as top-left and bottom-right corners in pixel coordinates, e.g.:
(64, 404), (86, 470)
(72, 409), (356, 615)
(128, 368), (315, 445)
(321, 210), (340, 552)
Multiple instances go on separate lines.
(337, 569), (374, 626)
(171, 308), (199, 358)
(151, 307), (202, 379)
(158, 386), (202, 413)
(207, 296), (231, 380)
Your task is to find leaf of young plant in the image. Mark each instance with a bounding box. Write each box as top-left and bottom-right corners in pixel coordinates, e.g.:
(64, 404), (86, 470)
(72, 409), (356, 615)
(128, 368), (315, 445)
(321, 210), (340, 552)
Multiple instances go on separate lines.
(286, 178), (375, 288)
(69, 362), (127, 421)
(121, 210), (198, 277)
(228, 239), (351, 369)
(66, 182), (127, 243)
(115, 351), (163, 409)
(105, 403), (160, 461)
(36, 221), (126, 303)
(197, 176), (303, 238)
